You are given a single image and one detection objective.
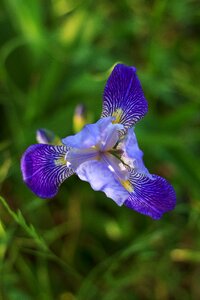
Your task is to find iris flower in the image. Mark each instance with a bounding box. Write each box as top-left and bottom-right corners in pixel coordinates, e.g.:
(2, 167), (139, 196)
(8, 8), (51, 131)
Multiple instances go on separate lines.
(21, 64), (176, 219)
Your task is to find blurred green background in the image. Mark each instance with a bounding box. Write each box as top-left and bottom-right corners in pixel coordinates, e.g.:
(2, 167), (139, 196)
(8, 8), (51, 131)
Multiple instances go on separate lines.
(0, 0), (200, 299)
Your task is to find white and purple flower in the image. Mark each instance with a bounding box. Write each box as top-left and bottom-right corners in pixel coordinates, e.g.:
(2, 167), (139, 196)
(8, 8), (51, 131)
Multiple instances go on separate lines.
(21, 64), (176, 219)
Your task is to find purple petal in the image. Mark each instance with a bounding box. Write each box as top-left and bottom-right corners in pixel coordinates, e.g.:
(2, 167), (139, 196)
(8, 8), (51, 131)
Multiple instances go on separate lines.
(100, 121), (123, 151)
(102, 64), (148, 129)
(76, 160), (129, 206)
(66, 147), (99, 170)
(21, 144), (74, 198)
(124, 170), (176, 220)
(118, 128), (151, 177)
(62, 118), (109, 149)
(62, 117), (123, 151)
(101, 153), (129, 181)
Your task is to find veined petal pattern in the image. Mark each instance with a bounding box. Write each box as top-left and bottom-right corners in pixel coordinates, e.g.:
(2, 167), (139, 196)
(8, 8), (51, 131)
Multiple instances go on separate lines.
(102, 64), (148, 130)
(21, 144), (74, 198)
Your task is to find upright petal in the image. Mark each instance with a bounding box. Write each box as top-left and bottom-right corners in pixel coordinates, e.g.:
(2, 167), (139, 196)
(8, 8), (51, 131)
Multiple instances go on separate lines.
(62, 117), (123, 150)
(102, 64), (148, 129)
(124, 170), (176, 220)
(21, 144), (74, 198)
(62, 118), (106, 149)
(118, 128), (151, 177)
(99, 121), (123, 151)
(76, 160), (129, 206)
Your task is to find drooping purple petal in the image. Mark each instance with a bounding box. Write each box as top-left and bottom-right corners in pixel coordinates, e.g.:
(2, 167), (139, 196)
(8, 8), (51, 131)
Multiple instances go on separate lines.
(124, 170), (176, 220)
(62, 117), (123, 151)
(21, 144), (74, 198)
(118, 128), (152, 177)
(76, 160), (129, 206)
(102, 64), (148, 129)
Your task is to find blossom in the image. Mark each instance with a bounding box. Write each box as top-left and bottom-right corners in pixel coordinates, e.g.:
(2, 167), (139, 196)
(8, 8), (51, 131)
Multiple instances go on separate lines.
(21, 64), (176, 219)
(36, 128), (61, 145)
(73, 104), (87, 133)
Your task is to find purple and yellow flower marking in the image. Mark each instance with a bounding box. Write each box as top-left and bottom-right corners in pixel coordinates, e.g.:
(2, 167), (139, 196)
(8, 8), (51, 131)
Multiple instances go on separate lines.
(21, 64), (176, 219)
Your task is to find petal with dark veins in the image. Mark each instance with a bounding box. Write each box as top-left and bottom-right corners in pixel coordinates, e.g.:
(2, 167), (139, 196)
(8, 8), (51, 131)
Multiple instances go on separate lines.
(102, 64), (148, 130)
(124, 170), (176, 219)
(21, 144), (74, 198)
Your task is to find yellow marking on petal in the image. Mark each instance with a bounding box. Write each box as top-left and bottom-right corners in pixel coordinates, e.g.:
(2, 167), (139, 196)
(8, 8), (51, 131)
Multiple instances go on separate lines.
(112, 108), (124, 124)
(54, 157), (66, 166)
(120, 180), (134, 192)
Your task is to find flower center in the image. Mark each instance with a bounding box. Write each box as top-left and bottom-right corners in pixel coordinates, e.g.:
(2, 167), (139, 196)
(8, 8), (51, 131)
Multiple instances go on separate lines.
(63, 117), (133, 192)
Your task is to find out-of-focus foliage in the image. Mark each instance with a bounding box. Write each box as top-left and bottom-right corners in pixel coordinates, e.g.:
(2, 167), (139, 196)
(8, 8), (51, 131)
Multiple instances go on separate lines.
(0, 0), (200, 299)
